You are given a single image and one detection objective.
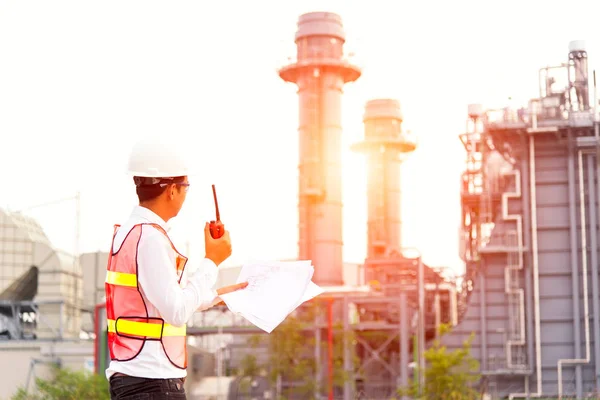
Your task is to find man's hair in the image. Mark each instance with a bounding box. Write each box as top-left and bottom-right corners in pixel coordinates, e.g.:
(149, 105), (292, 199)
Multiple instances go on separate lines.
(134, 176), (186, 203)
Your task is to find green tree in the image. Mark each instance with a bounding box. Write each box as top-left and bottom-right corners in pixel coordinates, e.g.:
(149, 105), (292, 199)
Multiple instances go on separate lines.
(244, 303), (358, 399)
(239, 353), (261, 378)
(398, 324), (480, 400)
(265, 313), (317, 398)
(11, 365), (109, 400)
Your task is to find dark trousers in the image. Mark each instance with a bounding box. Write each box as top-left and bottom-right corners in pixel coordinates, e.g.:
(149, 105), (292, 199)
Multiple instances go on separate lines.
(109, 374), (187, 399)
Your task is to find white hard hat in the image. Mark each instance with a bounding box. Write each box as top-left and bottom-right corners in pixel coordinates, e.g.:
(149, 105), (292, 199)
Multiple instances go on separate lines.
(127, 137), (190, 178)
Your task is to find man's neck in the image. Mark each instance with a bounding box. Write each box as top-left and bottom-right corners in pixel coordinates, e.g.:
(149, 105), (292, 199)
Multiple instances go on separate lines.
(139, 202), (170, 223)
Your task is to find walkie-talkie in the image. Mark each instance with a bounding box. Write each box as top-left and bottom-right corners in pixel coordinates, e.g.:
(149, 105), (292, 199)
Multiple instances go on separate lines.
(209, 184), (225, 239)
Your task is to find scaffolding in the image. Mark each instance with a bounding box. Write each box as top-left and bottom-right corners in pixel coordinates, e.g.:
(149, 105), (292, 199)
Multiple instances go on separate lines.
(0, 299), (71, 341)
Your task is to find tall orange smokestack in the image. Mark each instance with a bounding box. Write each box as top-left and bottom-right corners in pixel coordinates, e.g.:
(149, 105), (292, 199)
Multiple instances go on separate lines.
(278, 12), (360, 286)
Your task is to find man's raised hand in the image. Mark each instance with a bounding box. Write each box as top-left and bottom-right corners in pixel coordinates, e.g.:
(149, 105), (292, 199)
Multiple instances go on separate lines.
(204, 222), (232, 266)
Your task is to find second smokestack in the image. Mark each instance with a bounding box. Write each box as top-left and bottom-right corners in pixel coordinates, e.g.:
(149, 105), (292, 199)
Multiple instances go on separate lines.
(352, 99), (416, 258)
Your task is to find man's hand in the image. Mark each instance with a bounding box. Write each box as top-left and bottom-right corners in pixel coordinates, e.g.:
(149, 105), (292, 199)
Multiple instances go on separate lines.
(204, 222), (232, 266)
(209, 282), (249, 308)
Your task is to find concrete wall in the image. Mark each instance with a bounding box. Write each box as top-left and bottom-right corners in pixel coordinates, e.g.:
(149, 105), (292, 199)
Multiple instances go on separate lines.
(80, 251), (108, 312)
(0, 340), (94, 400)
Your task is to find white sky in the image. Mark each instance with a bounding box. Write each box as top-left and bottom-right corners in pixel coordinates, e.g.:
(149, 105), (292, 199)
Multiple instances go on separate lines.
(1, 0), (599, 277)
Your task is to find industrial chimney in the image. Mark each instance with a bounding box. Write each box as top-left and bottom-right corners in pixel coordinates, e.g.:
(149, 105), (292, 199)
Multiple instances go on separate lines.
(568, 40), (590, 111)
(278, 12), (361, 286)
(352, 99), (416, 258)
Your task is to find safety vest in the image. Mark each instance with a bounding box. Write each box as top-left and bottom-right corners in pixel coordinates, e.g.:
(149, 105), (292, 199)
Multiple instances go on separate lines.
(105, 223), (188, 369)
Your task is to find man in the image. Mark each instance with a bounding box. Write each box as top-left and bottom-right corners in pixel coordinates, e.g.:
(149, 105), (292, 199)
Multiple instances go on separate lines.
(105, 137), (247, 399)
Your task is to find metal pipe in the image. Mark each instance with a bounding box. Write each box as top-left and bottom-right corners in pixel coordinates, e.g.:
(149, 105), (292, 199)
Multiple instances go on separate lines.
(59, 302), (64, 338)
(449, 285), (458, 326)
(502, 169), (526, 369)
(94, 251), (100, 306)
(216, 323), (223, 398)
(520, 136), (536, 395)
(568, 56), (573, 111)
(565, 135), (583, 394)
(538, 64), (568, 98)
(587, 153), (600, 390)
(558, 149), (592, 399)
(315, 311), (321, 399)
(24, 358), (60, 394)
(480, 266), (488, 371)
(343, 295), (352, 400)
(417, 255), (425, 392)
(74, 191), (81, 313)
(399, 292), (408, 400)
(327, 299), (334, 400)
(559, 138), (582, 396)
(434, 291), (441, 339)
(509, 135), (543, 399)
(594, 70), (598, 126)
(276, 373), (282, 399)
(530, 135), (543, 397)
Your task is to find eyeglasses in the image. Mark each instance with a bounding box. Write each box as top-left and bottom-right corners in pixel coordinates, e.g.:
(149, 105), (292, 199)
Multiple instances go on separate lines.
(159, 182), (190, 192)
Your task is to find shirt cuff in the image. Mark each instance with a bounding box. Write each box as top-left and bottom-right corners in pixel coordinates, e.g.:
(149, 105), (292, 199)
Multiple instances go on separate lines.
(189, 258), (219, 310)
(198, 289), (220, 311)
(201, 258), (218, 281)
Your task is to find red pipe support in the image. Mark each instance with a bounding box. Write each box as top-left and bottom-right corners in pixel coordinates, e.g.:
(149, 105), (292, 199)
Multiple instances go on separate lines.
(328, 298), (334, 400)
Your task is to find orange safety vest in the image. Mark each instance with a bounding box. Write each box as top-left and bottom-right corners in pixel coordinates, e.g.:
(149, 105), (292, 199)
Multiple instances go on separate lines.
(105, 223), (188, 369)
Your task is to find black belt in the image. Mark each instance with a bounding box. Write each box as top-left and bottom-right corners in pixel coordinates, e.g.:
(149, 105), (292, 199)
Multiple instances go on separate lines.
(111, 372), (186, 383)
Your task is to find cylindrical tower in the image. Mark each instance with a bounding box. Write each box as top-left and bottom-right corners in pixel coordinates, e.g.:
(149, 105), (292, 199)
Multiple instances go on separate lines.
(278, 12), (361, 286)
(351, 99), (416, 259)
(568, 40), (589, 111)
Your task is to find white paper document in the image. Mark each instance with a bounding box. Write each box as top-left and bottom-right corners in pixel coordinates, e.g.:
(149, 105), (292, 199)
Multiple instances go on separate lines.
(219, 260), (323, 333)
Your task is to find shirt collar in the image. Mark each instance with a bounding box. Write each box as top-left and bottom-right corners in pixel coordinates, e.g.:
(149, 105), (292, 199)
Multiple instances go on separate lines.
(132, 205), (171, 232)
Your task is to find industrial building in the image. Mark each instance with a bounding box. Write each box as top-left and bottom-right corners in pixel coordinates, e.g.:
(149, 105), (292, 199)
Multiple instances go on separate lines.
(185, 11), (458, 400)
(445, 40), (600, 399)
(0, 206), (93, 400)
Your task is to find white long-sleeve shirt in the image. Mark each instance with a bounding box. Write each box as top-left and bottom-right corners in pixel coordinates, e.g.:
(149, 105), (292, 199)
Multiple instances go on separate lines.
(105, 205), (218, 379)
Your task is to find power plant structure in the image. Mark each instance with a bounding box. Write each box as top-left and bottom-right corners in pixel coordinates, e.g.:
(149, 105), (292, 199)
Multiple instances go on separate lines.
(279, 12), (456, 399)
(186, 11), (457, 400)
(7, 9), (600, 400)
(448, 40), (600, 398)
(191, 12), (455, 400)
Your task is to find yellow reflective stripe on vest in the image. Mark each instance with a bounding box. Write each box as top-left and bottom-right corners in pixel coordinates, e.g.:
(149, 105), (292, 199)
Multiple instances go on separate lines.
(106, 271), (137, 287)
(107, 319), (186, 338)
